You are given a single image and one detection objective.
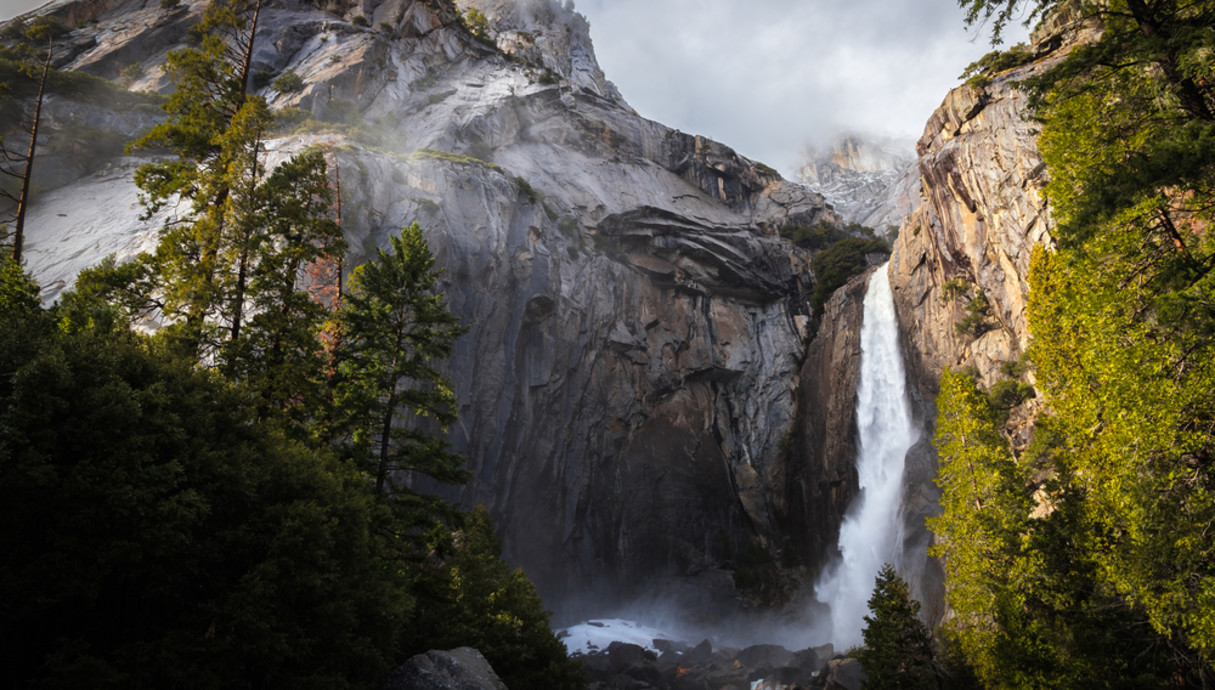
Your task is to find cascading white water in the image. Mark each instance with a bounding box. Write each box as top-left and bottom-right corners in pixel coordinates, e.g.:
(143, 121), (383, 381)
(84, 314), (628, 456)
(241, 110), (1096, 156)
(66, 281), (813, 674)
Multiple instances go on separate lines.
(813, 264), (918, 650)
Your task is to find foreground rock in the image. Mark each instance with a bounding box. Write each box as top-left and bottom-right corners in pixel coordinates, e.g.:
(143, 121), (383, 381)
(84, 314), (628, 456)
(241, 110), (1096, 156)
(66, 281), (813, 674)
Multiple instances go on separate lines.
(576, 639), (843, 689)
(382, 648), (507, 690)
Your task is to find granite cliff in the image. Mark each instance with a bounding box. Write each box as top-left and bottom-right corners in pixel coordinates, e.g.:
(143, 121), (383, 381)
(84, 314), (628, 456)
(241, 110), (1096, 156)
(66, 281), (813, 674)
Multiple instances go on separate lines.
(7, 0), (858, 617)
(5, 0), (1092, 625)
(880, 14), (1103, 611)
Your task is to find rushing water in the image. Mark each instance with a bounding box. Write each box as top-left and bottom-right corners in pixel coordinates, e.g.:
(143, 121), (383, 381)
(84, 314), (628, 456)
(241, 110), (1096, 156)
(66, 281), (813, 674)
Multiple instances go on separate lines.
(814, 264), (918, 650)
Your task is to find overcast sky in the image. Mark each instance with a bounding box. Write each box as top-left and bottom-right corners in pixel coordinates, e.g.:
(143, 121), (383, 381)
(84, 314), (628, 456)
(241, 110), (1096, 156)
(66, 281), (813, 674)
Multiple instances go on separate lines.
(577, 0), (1028, 175)
(1, 0), (1029, 176)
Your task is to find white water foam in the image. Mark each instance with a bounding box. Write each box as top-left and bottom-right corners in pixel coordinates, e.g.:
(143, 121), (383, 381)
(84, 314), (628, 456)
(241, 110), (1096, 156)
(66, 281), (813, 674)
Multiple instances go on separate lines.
(813, 264), (918, 650)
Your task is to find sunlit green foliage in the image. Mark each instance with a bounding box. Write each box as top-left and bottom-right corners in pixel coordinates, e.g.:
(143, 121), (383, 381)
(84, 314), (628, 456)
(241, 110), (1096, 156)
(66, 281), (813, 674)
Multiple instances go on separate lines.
(938, 2), (1215, 682)
(463, 8), (491, 42)
(930, 370), (1179, 688)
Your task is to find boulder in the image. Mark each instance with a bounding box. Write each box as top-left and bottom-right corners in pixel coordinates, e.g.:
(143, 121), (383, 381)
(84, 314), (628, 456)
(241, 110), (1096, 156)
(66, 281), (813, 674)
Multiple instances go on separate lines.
(822, 658), (866, 690)
(381, 647), (507, 690)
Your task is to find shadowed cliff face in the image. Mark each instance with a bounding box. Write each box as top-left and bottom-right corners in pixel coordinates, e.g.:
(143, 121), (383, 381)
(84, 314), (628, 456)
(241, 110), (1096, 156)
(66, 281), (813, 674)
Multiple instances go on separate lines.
(13, 0), (848, 614)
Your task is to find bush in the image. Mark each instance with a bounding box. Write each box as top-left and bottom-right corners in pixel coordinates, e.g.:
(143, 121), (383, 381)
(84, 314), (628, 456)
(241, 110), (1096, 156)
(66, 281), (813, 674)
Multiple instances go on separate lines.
(409, 506), (586, 690)
(810, 235), (890, 313)
(159, 0), (181, 9)
(463, 8), (491, 42)
(960, 44), (1035, 88)
(941, 278), (968, 301)
(119, 62), (144, 86)
(954, 292), (991, 338)
(988, 378), (1035, 410)
(998, 357), (1027, 379)
(272, 70), (305, 94)
(511, 175), (539, 203)
(351, 14), (369, 27)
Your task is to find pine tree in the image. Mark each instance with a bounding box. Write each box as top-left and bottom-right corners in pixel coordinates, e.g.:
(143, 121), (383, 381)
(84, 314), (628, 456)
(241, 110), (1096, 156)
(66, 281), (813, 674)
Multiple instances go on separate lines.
(859, 564), (940, 690)
(127, 0), (341, 377)
(332, 223), (468, 511)
(0, 18), (64, 263)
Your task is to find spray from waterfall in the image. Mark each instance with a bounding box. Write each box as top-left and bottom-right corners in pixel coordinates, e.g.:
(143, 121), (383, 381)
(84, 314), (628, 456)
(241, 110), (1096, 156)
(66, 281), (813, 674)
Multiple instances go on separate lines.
(813, 264), (918, 650)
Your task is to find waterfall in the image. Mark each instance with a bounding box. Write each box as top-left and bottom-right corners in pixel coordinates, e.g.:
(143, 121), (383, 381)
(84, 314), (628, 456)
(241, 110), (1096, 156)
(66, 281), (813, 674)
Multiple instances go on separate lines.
(814, 264), (918, 650)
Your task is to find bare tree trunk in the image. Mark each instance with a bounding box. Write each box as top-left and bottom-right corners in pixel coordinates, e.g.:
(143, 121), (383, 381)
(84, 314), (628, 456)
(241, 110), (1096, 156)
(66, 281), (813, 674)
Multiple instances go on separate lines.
(12, 40), (52, 265)
(238, 0), (263, 95)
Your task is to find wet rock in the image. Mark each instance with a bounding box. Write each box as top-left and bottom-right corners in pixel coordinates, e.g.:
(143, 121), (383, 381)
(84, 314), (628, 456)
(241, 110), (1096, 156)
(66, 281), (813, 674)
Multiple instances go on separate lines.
(737, 643), (797, 671)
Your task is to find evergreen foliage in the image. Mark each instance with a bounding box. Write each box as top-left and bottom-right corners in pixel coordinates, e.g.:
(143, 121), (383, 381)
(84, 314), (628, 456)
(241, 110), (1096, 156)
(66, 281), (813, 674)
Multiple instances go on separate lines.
(858, 565), (940, 690)
(271, 69), (304, 93)
(0, 262), (412, 689)
(930, 370), (1177, 688)
(810, 236), (889, 313)
(410, 506), (588, 690)
(331, 223), (468, 504)
(933, 1), (1215, 684)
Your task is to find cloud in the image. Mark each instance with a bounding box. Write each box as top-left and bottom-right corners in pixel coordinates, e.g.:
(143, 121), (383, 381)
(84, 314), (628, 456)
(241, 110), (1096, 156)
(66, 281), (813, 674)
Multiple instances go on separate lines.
(578, 0), (1028, 175)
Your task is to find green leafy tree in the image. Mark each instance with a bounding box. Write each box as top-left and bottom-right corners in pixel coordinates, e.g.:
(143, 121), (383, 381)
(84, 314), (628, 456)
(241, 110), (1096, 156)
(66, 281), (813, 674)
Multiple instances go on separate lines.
(333, 223), (467, 506)
(104, 0), (344, 423)
(929, 370), (1180, 688)
(859, 564), (940, 690)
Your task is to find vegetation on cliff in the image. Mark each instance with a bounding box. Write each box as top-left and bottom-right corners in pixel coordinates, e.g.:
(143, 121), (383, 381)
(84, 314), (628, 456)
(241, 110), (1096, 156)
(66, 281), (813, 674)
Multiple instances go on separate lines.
(930, 0), (1215, 686)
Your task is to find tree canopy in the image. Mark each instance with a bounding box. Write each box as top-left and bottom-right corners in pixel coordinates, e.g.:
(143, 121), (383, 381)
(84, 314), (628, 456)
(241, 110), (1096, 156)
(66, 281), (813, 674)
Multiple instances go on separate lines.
(932, 1), (1215, 685)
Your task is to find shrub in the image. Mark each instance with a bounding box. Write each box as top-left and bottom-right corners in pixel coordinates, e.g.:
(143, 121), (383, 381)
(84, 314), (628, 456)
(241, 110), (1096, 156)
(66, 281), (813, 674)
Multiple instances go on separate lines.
(119, 62), (145, 86)
(159, 0), (181, 9)
(810, 235), (890, 313)
(941, 278), (968, 301)
(955, 292), (991, 338)
(998, 357), (1027, 379)
(959, 44), (1035, 88)
(511, 175), (539, 204)
(463, 8), (491, 42)
(351, 14), (369, 27)
(988, 378), (1035, 410)
(272, 70), (305, 94)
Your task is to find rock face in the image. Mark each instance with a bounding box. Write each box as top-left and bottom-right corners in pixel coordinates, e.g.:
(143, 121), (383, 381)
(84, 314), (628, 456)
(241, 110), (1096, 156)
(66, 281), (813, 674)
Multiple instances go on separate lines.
(12, 0), (848, 614)
(797, 134), (920, 238)
(777, 269), (869, 569)
(883, 18), (1098, 611)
